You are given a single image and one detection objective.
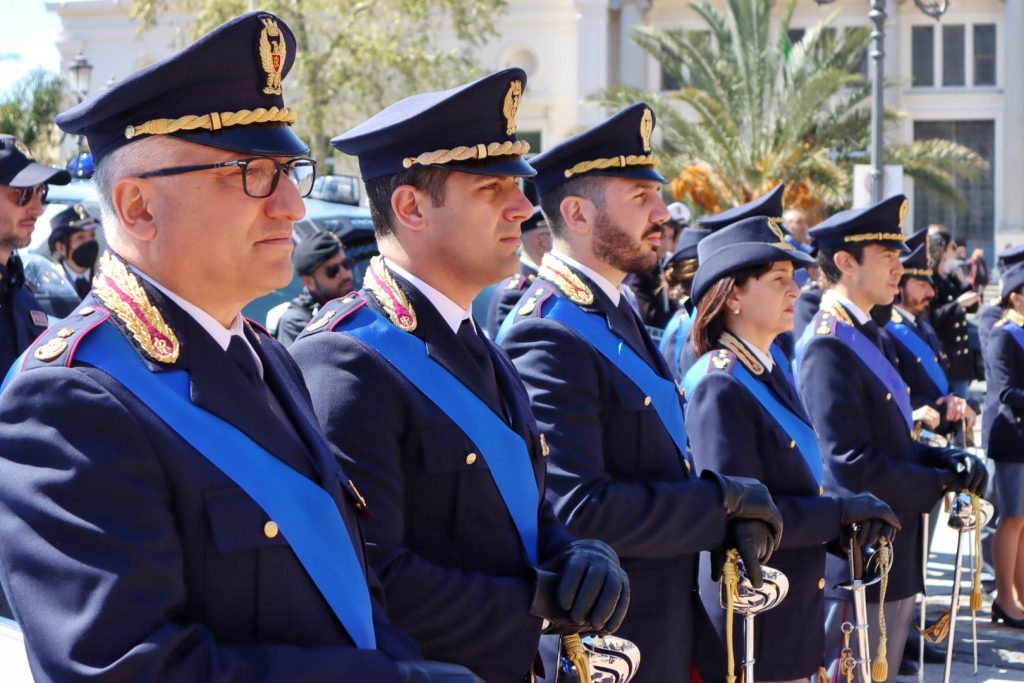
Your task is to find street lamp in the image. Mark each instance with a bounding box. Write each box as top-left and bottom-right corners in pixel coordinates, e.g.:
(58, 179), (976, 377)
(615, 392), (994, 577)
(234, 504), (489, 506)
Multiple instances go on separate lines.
(814, 0), (951, 203)
(68, 51), (94, 102)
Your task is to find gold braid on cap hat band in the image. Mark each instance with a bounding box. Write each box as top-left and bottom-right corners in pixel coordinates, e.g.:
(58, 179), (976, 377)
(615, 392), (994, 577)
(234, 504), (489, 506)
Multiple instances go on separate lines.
(564, 154), (660, 179)
(903, 268), (932, 277)
(401, 140), (531, 169)
(842, 232), (906, 243)
(124, 106), (297, 140)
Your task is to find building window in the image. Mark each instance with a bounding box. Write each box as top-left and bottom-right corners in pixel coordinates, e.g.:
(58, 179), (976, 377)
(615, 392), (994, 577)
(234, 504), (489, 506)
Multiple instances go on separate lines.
(912, 26), (934, 86)
(974, 24), (997, 86)
(519, 131), (542, 154)
(660, 64), (681, 91)
(913, 120), (994, 249)
(942, 25), (965, 86)
(787, 28), (805, 46)
(846, 27), (868, 77)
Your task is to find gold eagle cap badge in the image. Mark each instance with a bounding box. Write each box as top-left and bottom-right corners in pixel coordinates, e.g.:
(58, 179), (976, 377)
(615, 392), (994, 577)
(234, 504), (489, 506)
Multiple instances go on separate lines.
(258, 17), (287, 96)
(640, 108), (654, 153)
(767, 217), (787, 242)
(898, 199), (909, 229)
(503, 80), (523, 136)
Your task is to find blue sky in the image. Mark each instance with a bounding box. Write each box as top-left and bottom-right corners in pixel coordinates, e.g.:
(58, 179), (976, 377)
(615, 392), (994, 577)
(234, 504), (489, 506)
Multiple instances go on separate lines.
(0, 0), (62, 95)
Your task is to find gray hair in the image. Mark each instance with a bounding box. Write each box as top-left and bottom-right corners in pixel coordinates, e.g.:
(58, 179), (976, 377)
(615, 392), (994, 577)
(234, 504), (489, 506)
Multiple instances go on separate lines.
(93, 137), (173, 236)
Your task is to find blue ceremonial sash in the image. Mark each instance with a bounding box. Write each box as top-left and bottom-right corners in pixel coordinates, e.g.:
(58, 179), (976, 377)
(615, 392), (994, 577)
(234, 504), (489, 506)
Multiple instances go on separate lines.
(831, 321), (914, 430)
(885, 320), (950, 396)
(660, 308), (696, 372)
(28, 324), (378, 649)
(501, 293), (689, 461)
(337, 306), (539, 566)
(1003, 321), (1024, 355)
(683, 353), (823, 484)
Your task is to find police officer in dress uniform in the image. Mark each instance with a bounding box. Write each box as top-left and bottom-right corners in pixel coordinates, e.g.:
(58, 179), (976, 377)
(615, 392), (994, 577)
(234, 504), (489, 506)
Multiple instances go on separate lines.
(982, 263), (1024, 629)
(978, 245), (1024, 359)
(670, 184), (790, 379)
(485, 206), (550, 338)
(48, 204), (100, 299)
(276, 230), (354, 347)
(0, 135), (70, 373)
(497, 103), (783, 683)
(658, 224), (708, 379)
(888, 243), (975, 439)
(290, 70), (630, 683)
(683, 216), (898, 683)
(0, 13), (481, 682)
(927, 230), (978, 397)
(796, 195), (988, 682)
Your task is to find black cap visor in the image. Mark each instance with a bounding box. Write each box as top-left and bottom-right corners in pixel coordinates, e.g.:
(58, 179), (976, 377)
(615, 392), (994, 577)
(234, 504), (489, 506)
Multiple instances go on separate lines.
(5, 161), (71, 188)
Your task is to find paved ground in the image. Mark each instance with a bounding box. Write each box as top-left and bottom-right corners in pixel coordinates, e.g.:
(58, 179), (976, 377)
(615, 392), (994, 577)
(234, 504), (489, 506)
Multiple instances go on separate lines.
(896, 513), (1024, 682)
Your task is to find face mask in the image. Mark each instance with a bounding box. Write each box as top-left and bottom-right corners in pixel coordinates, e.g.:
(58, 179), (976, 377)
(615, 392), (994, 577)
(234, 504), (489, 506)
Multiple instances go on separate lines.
(70, 240), (99, 269)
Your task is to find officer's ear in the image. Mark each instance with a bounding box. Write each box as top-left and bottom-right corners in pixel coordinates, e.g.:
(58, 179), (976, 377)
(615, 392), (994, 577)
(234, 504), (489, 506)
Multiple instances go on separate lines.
(390, 184), (430, 234)
(559, 195), (596, 236)
(113, 177), (157, 241)
(833, 249), (860, 278)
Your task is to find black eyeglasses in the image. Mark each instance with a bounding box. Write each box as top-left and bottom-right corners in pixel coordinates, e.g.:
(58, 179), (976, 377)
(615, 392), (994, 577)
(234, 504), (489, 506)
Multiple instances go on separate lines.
(15, 184), (48, 207)
(138, 157), (317, 199)
(323, 258), (354, 279)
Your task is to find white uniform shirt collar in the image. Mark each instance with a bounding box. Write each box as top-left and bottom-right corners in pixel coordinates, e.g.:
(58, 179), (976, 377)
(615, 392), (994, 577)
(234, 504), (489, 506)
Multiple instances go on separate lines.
(551, 250), (621, 306)
(384, 259), (472, 334)
(893, 304), (916, 325)
(736, 334), (774, 371)
(61, 260), (88, 284)
(133, 268), (263, 376)
(829, 291), (873, 325)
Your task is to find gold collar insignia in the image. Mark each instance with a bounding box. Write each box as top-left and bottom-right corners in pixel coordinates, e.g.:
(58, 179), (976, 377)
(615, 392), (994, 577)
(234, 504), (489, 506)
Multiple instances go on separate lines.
(258, 17), (287, 95)
(92, 252), (180, 364)
(539, 253), (594, 306)
(719, 331), (765, 375)
(890, 308), (904, 324)
(819, 291), (855, 327)
(503, 80), (523, 136)
(1003, 308), (1024, 328)
(365, 256), (418, 332)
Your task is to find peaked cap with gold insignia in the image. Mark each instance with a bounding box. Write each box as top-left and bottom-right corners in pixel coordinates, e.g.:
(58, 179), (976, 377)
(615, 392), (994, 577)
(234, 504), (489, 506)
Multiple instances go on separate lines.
(55, 12), (307, 164)
(691, 215), (815, 305)
(332, 68), (535, 181)
(529, 103), (666, 197)
(696, 183), (786, 233)
(809, 194), (911, 254)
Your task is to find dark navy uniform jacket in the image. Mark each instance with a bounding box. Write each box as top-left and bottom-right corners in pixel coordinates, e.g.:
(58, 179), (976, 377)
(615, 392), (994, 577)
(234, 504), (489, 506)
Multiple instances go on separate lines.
(0, 254), (49, 374)
(485, 260), (538, 339)
(500, 264), (728, 683)
(928, 273), (976, 383)
(290, 269), (573, 683)
(983, 314), (1024, 464)
(0, 273), (421, 682)
(799, 303), (949, 602)
(688, 340), (841, 681)
(979, 304), (1003, 359)
(888, 308), (953, 432)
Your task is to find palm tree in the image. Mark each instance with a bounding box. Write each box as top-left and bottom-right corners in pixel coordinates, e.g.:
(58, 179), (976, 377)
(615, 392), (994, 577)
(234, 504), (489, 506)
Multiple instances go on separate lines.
(594, 0), (984, 217)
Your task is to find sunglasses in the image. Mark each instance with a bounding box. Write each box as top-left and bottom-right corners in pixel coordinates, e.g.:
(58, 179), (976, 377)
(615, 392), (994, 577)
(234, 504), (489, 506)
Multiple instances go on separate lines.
(322, 258), (354, 279)
(15, 184), (48, 207)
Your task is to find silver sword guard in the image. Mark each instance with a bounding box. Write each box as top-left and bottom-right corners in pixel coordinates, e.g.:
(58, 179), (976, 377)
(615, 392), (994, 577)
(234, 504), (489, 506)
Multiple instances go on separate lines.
(947, 492), (994, 532)
(719, 561), (790, 616)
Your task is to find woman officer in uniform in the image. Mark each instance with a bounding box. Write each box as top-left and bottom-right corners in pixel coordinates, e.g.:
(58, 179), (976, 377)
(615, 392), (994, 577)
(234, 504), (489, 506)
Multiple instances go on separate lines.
(983, 262), (1024, 628)
(683, 216), (900, 682)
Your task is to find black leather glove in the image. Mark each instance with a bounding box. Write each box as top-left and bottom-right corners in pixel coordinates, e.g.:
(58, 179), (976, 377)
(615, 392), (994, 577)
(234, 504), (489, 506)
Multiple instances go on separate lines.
(531, 540), (630, 635)
(396, 660), (485, 682)
(701, 470), (784, 548)
(710, 519), (776, 588)
(925, 448), (988, 497)
(839, 492), (901, 548)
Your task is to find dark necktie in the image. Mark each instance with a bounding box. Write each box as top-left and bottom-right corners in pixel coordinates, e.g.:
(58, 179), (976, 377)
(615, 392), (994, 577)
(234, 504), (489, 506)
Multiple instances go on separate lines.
(860, 320), (883, 350)
(456, 318), (504, 415)
(74, 276), (91, 299)
(617, 297), (657, 367)
(227, 335), (263, 390)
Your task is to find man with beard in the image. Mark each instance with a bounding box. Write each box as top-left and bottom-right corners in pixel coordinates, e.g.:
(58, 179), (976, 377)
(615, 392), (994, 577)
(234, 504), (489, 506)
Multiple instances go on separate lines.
(888, 243), (974, 439)
(797, 196), (987, 681)
(291, 69), (630, 682)
(48, 204), (100, 299)
(0, 134), (70, 372)
(277, 231), (354, 346)
(496, 103), (783, 683)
